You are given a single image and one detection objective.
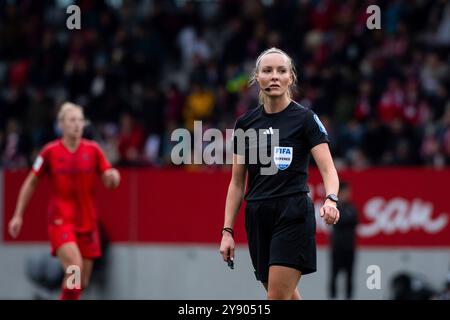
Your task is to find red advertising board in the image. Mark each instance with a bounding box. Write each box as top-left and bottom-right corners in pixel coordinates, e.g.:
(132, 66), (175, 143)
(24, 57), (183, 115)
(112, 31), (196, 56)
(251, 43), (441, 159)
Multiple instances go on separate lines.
(3, 168), (450, 247)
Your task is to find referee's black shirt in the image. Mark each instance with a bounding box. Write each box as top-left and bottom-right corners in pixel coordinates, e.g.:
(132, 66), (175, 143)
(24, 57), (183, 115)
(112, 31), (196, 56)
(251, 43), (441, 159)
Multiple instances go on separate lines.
(233, 101), (329, 201)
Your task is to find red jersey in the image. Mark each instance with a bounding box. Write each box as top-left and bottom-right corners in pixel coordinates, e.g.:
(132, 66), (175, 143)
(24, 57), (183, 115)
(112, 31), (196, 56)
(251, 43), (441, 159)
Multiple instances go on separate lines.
(32, 139), (112, 232)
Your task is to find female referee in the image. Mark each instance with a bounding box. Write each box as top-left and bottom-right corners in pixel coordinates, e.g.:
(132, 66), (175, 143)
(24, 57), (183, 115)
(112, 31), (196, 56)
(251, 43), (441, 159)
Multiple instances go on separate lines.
(219, 48), (340, 300)
(8, 102), (120, 300)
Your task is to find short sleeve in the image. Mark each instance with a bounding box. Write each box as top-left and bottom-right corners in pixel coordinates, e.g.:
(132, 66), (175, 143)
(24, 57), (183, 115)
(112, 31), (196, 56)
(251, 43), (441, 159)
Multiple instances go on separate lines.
(31, 147), (49, 177)
(304, 111), (329, 149)
(232, 118), (246, 155)
(94, 143), (112, 174)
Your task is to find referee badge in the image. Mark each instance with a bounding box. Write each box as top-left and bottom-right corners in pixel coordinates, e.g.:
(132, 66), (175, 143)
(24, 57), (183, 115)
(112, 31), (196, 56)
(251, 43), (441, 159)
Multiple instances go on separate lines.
(313, 114), (328, 135)
(273, 147), (293, 170)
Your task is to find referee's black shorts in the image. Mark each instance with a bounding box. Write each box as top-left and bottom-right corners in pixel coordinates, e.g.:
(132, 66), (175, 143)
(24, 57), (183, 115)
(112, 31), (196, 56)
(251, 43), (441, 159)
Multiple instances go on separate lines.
(245, 193), (317, 282)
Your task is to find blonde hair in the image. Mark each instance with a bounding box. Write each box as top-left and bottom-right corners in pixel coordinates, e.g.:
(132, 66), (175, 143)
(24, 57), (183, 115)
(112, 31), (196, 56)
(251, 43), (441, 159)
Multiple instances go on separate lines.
(57, 102), (84, 123)
(249, 47), (298, 104)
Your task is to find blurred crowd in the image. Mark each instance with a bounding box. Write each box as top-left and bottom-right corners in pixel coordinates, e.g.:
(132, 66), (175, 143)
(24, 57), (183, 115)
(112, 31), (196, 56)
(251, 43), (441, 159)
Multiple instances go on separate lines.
(0, 0), (449, 169)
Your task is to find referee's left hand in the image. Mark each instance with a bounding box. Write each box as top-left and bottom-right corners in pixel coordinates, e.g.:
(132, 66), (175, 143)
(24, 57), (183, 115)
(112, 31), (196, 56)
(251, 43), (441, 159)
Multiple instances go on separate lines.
(320, 200), (340, 225)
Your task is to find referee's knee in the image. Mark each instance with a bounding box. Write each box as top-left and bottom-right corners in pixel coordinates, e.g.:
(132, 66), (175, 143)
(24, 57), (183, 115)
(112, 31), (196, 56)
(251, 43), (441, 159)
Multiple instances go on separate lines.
(267, 289), (292, 300)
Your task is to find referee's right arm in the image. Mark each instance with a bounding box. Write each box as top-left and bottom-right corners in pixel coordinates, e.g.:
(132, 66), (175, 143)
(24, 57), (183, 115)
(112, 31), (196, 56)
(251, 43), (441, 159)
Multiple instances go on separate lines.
(220, 154), (247, 262)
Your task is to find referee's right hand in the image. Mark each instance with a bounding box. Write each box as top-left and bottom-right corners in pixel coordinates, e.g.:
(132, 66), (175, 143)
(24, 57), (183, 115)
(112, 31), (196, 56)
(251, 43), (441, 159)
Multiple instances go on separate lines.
(220, 232), (235, 263)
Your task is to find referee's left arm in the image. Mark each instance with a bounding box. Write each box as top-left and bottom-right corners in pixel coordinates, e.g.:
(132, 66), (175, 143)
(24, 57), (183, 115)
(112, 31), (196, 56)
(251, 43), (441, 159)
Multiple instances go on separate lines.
(311, 143), (340, 224)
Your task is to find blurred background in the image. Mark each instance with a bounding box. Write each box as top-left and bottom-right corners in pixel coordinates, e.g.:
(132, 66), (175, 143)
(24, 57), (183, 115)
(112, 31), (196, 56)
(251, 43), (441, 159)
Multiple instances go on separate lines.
(0, 0), (449, 299)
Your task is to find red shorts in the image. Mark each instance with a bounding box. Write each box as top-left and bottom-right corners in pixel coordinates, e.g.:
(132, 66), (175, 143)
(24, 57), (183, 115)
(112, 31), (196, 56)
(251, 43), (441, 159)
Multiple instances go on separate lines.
(48, 224), (101, 259)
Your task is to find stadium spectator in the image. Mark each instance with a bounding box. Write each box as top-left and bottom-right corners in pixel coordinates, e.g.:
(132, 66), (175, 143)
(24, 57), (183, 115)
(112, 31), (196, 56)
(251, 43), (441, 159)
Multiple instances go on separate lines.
(0, 1), (449, 169)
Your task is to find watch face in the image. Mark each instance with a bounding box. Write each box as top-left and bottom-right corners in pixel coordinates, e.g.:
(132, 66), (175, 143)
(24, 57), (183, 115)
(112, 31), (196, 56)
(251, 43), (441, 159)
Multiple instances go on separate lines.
(328, 194), (338, 202)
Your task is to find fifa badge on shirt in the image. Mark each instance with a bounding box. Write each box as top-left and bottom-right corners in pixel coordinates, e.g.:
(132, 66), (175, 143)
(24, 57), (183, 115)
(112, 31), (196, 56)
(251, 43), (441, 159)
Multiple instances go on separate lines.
(273, 147), (293, 170)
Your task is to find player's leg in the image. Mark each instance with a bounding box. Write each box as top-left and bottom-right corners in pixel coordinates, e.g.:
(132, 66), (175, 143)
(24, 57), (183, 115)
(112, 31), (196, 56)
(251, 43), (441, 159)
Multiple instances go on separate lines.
(267, 265), (302, 300)
(56, 242), (83, 300)
(263, 281), (301, 300)
(81, 259), (94, 289)
(76, 228), (102, 293)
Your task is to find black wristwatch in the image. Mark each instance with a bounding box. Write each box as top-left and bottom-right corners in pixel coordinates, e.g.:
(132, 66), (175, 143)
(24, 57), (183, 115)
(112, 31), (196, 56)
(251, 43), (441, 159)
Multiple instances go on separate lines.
(325, 194), (339, 204)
